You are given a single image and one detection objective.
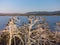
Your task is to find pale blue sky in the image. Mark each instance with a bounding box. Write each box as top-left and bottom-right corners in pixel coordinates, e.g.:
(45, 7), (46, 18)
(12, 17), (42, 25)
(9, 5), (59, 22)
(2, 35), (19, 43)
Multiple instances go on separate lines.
(0, 0), (60, 13)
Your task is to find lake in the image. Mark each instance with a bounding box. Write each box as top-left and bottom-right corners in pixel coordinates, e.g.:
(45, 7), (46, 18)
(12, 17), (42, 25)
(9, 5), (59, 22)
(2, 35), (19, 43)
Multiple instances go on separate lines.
(0, 16), (60, 30)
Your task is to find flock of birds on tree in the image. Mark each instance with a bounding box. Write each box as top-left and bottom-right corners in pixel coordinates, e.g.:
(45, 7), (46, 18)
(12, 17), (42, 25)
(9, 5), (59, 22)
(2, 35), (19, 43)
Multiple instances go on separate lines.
(0, 16), (60, 45)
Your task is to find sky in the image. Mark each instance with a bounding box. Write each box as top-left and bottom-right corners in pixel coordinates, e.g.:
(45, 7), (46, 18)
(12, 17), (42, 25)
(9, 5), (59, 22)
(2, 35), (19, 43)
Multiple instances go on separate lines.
(0, 0), (60, 13)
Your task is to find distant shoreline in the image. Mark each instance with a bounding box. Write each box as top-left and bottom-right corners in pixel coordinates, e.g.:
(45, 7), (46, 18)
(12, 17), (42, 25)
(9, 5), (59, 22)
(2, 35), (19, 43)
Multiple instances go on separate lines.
(0, 11), (60, 16)
(0, 14), (60, 16)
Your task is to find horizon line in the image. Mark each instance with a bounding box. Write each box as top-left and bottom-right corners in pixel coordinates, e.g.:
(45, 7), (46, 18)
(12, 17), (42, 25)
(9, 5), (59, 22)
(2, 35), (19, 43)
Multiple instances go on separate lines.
(0, 10), (60, 14)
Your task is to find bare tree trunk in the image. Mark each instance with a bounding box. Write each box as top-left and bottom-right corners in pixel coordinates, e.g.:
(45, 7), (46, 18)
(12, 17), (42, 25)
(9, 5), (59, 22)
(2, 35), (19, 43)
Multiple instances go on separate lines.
(44, 41), (45, 45)
(14, 37), (16, 45)
(9, 30), (12, 45)
(27, 29), (31, 45)
(38, 39), (39, 45)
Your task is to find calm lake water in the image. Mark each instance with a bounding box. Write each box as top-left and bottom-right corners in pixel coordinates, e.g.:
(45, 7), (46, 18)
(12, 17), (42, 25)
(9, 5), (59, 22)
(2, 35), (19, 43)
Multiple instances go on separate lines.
(0, 16), (60, 30)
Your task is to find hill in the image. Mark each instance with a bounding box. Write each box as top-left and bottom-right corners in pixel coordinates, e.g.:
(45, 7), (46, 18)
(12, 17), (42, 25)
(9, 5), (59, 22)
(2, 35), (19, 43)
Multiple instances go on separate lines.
(0, 11), (60, 16)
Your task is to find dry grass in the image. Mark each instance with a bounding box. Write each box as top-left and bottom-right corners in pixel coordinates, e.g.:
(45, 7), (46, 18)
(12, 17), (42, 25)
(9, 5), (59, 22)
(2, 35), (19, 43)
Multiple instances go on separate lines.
(0, 16), (60, 45)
